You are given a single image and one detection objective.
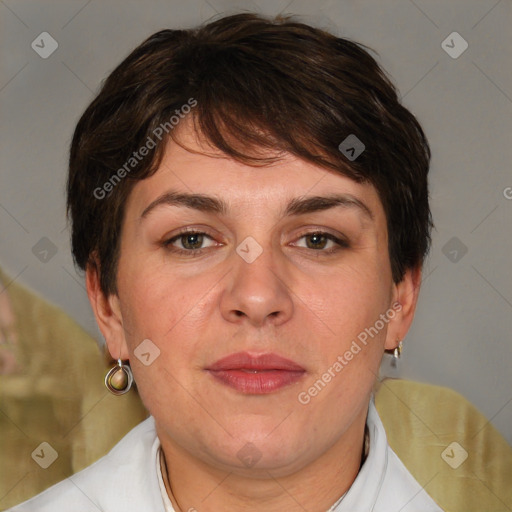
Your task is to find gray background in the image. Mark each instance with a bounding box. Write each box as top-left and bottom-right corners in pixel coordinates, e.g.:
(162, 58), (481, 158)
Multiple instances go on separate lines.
(1, 0), (511, 444)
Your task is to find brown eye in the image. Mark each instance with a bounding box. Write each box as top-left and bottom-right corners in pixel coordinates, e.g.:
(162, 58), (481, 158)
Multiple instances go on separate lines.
(294, 231), (348, 252)
(305, 233), (329, 250)
(162, 230), (217, 257)
(179, 233), (204, 250)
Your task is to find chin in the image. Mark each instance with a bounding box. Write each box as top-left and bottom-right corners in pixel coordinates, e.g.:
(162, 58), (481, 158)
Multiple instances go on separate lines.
(203, 426), (309, 475)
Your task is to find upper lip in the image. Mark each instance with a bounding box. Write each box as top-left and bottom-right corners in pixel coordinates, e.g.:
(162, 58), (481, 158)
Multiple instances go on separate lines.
(206, 352), (305, 372)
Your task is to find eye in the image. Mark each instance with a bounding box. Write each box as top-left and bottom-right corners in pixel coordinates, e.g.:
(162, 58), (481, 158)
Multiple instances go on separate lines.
(293, 231), (348, 253)
(162, 230), (218, 256)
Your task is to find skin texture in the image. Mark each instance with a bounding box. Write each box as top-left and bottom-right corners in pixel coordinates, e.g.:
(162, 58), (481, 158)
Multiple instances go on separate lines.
(86, 119), (421, 512)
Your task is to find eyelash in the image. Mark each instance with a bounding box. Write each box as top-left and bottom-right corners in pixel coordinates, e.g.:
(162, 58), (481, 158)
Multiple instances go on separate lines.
(161, 229), (349, 258)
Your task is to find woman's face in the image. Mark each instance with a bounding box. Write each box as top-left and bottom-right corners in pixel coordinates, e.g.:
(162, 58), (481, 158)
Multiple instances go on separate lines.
(90, 121), (418, 477)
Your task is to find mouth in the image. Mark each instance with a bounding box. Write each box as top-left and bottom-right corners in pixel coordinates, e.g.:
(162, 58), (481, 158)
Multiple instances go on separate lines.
(205, 352), (306, 394)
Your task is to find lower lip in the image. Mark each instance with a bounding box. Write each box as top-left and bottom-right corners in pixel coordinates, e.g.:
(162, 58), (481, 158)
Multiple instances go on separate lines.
(207, 369), (305, 394)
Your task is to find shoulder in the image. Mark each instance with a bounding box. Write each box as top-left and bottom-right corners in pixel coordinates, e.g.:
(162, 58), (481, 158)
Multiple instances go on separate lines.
(6, 417), (165, 512)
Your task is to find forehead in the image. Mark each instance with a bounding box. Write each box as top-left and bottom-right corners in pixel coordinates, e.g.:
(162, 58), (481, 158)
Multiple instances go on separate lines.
(125, 120), (386, 226)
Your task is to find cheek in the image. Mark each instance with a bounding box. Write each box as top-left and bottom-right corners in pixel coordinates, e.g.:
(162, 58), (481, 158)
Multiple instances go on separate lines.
(116, 263), (220, 402)
(304, 264), (390, 341)
(117, 260), (206, 339)
(296, 269), (391, 416)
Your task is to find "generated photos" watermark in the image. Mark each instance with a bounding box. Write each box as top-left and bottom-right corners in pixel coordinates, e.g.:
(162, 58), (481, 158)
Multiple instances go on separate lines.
(93, 98), (197, 200)
(298, 302), (402, 405)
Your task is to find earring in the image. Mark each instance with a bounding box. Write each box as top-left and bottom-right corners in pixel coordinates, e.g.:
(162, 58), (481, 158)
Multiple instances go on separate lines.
(105, 359), (133, 395)
(393, 340), (403, 360)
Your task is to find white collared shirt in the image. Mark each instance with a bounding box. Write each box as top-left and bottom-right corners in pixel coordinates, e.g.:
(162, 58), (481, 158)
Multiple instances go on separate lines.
(9, 399), (443, 511)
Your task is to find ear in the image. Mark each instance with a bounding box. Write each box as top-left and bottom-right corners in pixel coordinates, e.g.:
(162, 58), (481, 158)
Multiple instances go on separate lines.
(384, 265), (422, 351)
(85, 259), (130, 361)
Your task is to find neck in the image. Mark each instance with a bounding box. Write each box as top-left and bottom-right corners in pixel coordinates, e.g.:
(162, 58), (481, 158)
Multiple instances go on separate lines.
(158, 406), (368, 512)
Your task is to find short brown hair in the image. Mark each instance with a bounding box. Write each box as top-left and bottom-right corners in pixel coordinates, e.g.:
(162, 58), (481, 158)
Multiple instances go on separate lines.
(67, 12), (432, 296)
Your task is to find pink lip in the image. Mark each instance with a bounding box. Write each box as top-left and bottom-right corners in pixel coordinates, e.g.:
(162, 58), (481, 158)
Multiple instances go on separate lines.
(206, 352), (306, 394)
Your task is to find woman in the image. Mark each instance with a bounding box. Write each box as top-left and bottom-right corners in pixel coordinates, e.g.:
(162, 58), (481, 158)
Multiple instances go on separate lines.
(9, 12), (442, 511)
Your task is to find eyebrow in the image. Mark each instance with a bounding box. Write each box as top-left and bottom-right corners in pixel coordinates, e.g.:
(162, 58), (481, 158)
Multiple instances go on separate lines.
(140, 191), (374, 221)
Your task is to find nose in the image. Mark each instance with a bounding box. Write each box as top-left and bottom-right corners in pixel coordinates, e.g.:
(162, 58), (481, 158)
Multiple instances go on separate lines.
(219, 241), (294, 328)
